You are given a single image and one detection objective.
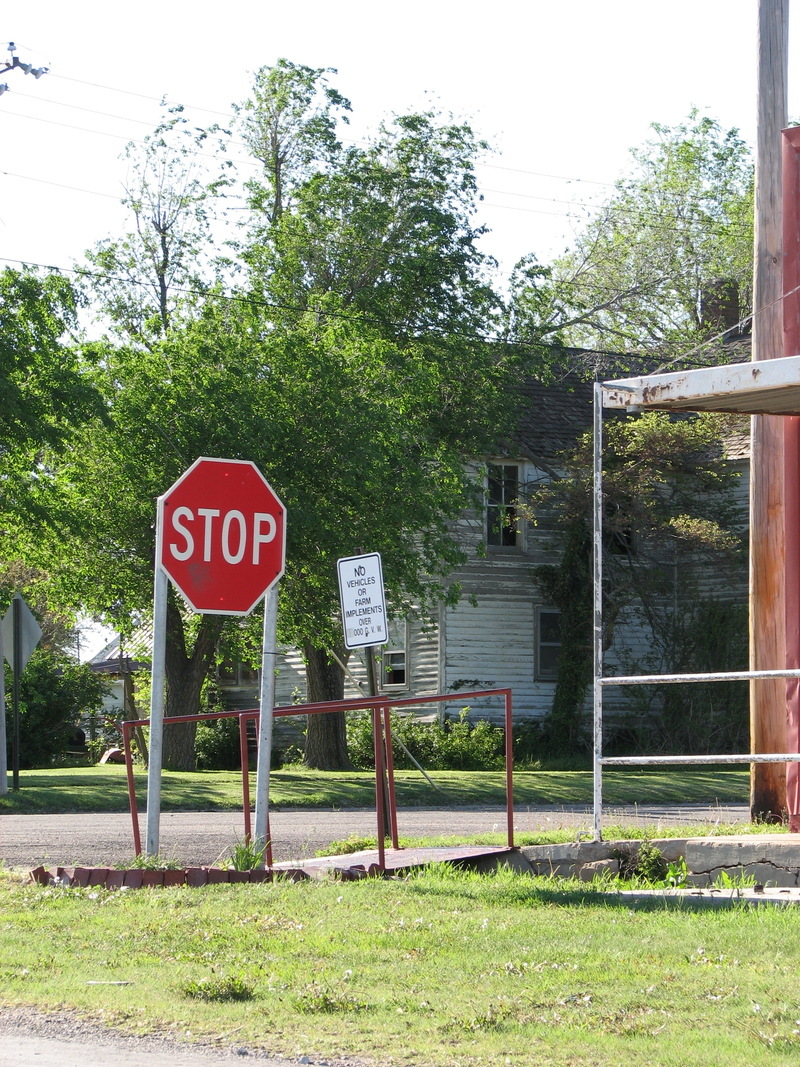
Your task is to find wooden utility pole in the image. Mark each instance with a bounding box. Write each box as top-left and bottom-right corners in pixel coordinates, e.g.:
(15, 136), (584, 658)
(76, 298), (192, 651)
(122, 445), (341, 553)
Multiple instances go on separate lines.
(750, 0), (789, 820)
(782, 128), (800, 830)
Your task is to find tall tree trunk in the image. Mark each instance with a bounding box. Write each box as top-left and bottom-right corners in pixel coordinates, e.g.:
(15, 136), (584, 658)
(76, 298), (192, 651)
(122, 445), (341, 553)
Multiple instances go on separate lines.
(162, 598), (223, 771)
(302, 642), (353, 770)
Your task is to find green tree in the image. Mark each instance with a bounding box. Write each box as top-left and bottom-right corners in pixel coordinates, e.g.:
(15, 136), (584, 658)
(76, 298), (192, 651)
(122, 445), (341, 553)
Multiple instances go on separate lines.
(507, 113), (754, 357)
(0, 266), (103, 517)
(29, 63), (529, 771)
(501, 114), (753, 754)
(235, 60), (509, 765)
(11, 649), (108, 769)
(526, 411), (744, 754)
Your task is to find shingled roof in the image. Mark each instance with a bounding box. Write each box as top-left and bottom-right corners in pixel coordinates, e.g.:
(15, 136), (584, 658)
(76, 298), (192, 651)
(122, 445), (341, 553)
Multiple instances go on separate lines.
(502, 346), (751, 467)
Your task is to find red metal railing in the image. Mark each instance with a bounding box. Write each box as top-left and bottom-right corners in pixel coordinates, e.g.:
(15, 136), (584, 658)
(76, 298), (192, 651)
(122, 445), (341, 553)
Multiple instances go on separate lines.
(122, 688), (514, 870)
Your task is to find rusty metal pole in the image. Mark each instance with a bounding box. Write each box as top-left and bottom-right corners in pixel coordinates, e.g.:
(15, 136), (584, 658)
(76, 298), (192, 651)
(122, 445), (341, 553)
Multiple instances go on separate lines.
(783, 127), (800, 828)
(366, 647), (391, 840)
(750, 0), (789, 820)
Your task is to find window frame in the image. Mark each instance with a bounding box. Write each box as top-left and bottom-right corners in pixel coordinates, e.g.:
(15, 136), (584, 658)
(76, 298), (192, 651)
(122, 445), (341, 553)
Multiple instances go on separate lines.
(486, 461), (522, 550)
(379, 619), (409, 692)
(535, 606), (561, 682)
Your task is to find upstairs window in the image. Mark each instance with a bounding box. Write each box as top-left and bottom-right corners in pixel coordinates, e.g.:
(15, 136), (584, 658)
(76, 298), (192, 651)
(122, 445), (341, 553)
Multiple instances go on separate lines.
(486, 463), (519, 548)
(383, 650), (407, 687)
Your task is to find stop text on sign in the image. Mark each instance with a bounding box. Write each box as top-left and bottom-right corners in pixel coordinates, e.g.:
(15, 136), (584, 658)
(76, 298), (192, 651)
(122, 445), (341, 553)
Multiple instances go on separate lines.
(157, 457), (286, 616)
(168, 507), (277, 565)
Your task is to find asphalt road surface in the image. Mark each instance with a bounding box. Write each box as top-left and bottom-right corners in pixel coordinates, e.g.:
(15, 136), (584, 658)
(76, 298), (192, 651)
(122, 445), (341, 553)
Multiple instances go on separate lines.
(1, 803), (750, 871)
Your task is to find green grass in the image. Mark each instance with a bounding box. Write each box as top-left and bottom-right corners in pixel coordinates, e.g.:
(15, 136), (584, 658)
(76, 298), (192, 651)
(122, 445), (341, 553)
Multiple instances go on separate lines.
(2, 865), (800, 1066)
(0, 763), (751, 815)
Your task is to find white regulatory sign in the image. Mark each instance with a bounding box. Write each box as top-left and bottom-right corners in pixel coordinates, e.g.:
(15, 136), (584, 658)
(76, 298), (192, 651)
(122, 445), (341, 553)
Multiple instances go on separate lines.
(337, 552), (388, 649)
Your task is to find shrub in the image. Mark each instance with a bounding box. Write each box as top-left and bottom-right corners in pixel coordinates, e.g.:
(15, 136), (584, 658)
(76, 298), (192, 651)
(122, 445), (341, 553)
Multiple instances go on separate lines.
(346, 709), (505, 771)
(195, 715), (283, 770)
(12, 649), (108, 768)
(195, 716), (242, 770)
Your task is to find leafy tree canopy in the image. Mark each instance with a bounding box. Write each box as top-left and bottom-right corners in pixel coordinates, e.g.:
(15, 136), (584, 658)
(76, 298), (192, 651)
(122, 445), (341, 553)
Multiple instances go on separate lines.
(507, 112), (754, 359)
(22, 60), (533, 769)
(0, 267), (103, 519)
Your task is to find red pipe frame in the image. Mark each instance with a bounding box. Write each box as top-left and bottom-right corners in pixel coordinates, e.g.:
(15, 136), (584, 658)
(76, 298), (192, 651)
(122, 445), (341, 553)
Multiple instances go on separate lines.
(122, 687), (514, 869)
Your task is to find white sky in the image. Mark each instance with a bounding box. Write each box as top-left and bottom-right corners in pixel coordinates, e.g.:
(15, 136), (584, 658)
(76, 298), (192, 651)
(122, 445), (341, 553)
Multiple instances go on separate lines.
(2, 0), (798, 283)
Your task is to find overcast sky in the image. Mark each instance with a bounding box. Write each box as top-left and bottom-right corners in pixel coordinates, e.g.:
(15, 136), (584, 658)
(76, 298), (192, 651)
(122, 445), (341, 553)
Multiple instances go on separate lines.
(2, 0), (798, 282)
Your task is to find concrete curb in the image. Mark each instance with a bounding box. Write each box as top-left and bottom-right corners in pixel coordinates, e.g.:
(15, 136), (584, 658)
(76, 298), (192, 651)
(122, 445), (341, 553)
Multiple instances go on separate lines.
(513, 834), (800, 888)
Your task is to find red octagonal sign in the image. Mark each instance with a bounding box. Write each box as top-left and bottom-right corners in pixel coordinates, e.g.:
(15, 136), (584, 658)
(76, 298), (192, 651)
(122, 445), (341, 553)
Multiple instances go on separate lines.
(157, 457), (286, 616)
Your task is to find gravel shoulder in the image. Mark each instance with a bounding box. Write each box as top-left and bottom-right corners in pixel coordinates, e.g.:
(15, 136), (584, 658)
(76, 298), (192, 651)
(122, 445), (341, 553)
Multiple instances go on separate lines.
(0, 1006), (367, 1066)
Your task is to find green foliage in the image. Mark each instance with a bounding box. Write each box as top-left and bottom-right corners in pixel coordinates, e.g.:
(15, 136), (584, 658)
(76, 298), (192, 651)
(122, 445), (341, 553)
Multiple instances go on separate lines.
(526, 410), (744, 758)
(632, 839), (669, 883)
(181, 974), (255, 1003)
(614, 600), (749, 756)
(346, 709), (505, 771)
(713, 867), (756, 889)
(235, 58), (352, 224)
(82, 105), (231, 345)
(127, 853), (183, 870)
(28, 60), (536, 772)
(666, 857), (690, 888)
(195, 717), (243, 772)
(224, 837), (267, 872)
(613, 838), (669, 883)
(315, 835), (377, 857)
(0, 267), (103, 530)
(544, 112), (754, 353)
(0, 267), (99, 454)
(12, 649), (108, 769)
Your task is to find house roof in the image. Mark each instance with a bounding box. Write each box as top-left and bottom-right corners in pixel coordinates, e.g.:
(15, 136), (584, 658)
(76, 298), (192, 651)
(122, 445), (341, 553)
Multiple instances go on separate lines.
(512, 370), (595, 464)
(506, 347), (754, 467)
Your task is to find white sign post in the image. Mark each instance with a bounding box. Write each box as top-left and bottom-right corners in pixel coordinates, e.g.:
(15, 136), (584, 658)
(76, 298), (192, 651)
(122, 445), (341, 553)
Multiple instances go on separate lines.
(1, 595), (42, 793)
(148, 458), (285, 858)
(336, 552), (388, 650)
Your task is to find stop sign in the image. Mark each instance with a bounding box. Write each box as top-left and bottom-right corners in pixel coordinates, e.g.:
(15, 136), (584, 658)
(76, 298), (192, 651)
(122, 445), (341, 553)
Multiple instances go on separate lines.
(157, 457), (286, 615)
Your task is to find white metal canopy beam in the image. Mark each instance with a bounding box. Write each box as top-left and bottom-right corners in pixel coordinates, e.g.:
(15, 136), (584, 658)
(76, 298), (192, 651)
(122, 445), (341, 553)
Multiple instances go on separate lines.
(602, 353), (800, 415)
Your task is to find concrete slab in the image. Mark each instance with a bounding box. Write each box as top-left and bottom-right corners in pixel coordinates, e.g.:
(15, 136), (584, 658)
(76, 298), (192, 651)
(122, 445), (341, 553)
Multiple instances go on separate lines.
(684, 834), (800, 887)
(519, 834), (800, 887)
(272, 844), (516, 877)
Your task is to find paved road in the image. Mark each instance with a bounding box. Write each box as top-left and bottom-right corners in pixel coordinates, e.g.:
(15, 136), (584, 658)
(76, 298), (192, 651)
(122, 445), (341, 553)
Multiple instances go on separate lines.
(0, 803), (750, 871)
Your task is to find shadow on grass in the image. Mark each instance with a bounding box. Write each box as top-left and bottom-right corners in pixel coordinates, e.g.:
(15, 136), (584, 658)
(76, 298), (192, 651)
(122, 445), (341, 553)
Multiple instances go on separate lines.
(0, 765), (750, 816)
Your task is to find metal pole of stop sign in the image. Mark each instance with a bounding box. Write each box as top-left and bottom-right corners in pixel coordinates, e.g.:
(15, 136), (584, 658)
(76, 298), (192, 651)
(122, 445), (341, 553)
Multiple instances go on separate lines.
(145, 547), (169, 855)
(253, 586), (279, 863)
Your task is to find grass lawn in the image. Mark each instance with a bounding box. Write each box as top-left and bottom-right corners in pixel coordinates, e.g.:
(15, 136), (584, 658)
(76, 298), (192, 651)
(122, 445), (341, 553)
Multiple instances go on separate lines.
(0, 763), (751, 816)
(2, 865), (799, 1066)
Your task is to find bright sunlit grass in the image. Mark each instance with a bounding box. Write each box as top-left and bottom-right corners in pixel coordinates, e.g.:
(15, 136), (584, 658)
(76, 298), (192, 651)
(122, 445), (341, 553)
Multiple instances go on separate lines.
(1, 864), (798, 1066)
